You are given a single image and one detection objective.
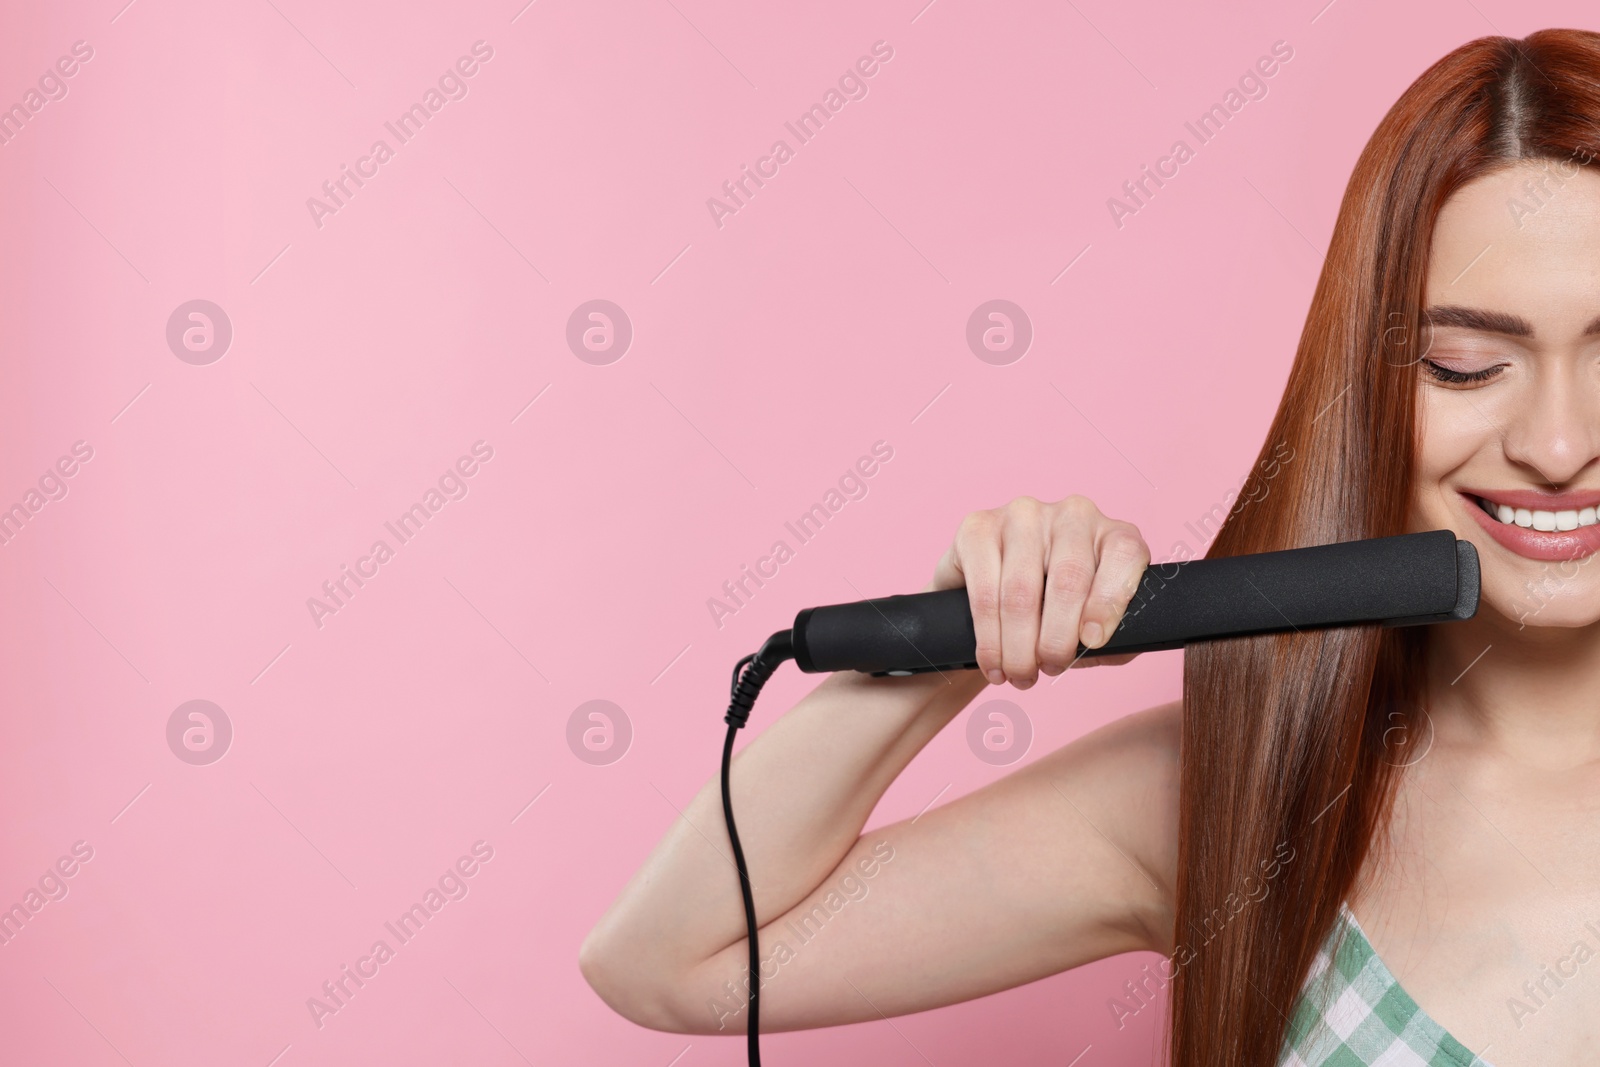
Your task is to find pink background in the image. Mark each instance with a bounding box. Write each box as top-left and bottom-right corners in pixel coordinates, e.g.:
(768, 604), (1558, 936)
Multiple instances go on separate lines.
(0, 1), (1589, 1063)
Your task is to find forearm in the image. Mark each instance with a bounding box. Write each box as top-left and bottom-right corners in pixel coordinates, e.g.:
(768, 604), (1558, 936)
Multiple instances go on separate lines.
(581, 665), (988, 1023)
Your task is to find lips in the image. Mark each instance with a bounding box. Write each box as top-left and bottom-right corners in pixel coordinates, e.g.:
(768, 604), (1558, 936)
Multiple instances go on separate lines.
(1461, 490), (1600, 561)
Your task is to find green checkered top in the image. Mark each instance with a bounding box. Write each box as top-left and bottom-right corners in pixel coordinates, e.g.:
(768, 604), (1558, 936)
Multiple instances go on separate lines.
(1277, 901), (1495, 1066)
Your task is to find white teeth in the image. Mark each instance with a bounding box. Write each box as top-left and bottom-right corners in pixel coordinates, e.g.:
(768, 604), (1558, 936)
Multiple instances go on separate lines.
(1478, 496), (1600, 530)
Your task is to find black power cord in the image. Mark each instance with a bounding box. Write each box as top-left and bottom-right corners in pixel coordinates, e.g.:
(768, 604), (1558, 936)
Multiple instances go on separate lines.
(721, 630), (795, 1067)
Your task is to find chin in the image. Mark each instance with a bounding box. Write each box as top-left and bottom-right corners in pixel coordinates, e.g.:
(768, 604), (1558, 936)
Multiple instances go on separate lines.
(1480, 576), (1600, 631)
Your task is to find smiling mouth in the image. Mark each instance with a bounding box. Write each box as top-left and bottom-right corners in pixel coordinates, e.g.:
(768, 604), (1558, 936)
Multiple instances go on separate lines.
(1469, 494), (1600, 531)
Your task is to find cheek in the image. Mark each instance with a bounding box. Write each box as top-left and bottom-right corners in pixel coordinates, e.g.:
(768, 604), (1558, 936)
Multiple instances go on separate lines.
(1407, 392), (1499, 542)
(1413, 390), (1491, 484)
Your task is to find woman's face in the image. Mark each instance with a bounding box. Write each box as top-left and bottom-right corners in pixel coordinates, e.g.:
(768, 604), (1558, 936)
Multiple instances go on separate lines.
(1411, 158), (1600, 631)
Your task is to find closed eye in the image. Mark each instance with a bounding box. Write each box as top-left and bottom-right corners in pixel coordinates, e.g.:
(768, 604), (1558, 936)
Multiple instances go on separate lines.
(1421, 358), (1504, 385)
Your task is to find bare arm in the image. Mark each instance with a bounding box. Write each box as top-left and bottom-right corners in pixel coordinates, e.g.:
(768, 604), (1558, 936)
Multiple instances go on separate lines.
(579, 496), (1180, 1033)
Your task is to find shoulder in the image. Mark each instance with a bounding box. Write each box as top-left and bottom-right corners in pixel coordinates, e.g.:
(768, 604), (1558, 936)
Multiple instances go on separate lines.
(1026, 697), (1181, 953)
(1120, 699), (1181, 952)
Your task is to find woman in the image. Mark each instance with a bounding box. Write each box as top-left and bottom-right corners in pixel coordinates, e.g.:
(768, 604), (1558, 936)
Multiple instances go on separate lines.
(581, 29), (1600, 1065)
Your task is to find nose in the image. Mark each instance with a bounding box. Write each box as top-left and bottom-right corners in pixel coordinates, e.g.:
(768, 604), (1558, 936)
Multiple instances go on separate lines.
(1499, 361), (1600, 486)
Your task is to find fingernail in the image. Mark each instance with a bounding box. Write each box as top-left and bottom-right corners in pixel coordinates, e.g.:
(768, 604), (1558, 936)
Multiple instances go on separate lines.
(1081, 622), (1103, 648)
(986, 669), (1005, 685)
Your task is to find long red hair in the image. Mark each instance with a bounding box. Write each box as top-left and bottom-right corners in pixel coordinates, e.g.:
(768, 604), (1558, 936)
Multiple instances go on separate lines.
(1167, 29), (1600, 1065)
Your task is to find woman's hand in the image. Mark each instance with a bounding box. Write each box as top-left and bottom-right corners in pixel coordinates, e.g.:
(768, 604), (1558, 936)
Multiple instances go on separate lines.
(927, 495), (1149, 687)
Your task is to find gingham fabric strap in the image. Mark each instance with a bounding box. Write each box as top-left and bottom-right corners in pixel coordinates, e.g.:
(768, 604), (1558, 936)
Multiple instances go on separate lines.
(1277, 902), (1496, 1067)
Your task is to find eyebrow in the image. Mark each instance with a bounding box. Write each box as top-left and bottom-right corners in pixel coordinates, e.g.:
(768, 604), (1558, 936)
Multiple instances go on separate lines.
(1424, 304), (1600, 338)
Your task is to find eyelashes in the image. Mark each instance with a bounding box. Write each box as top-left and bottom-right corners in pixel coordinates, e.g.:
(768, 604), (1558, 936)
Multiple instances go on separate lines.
(1421, 358), (1504, 385)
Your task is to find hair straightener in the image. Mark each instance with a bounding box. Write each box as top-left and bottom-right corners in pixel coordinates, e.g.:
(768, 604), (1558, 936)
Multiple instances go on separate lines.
(717, 529), (1480, 1065)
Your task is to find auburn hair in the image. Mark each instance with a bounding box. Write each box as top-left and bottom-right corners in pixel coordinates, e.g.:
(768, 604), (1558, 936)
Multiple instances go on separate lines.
(1166, 29), (1600, 1066)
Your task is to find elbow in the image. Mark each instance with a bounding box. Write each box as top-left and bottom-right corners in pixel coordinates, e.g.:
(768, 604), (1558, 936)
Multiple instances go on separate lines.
(579, 927), (705, 1034)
